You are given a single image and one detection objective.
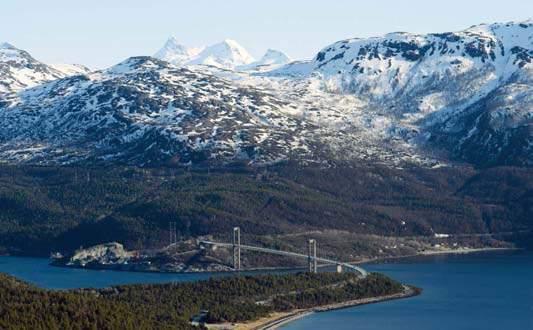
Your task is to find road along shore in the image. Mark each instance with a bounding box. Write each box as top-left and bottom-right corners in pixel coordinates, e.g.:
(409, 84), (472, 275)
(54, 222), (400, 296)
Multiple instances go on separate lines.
(229, 285), (420, 330)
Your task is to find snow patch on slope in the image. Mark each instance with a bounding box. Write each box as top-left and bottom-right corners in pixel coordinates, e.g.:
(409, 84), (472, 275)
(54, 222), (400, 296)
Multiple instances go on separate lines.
(50, 63), (91, 76)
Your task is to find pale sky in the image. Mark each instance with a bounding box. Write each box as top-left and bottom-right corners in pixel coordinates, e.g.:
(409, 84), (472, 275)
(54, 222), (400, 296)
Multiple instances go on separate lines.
(1, 0), (532, 69)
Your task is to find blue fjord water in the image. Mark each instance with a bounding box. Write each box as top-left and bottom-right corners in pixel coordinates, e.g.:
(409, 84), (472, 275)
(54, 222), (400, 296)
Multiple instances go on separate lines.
(1, 251), (532, 329)
(0, 256), (291, 289)
(283, 251), (533, 330)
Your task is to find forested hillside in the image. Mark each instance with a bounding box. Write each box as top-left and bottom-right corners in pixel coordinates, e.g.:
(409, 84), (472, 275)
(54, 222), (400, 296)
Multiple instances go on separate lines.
(0, 164), (530, 257)
(0, 272), (407, 329)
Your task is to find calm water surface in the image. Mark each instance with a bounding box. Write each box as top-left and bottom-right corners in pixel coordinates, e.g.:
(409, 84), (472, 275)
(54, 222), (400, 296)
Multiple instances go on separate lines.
(0, 256), (288, 289)
(284, 251), (533, 330)
(1, 251), (532, 329)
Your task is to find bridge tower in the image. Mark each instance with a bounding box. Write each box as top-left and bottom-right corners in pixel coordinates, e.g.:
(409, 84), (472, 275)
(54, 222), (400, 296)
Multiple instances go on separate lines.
(169, 222), (177, 246)
(233, 227), (241, 270)
(308, 239), (317, 273)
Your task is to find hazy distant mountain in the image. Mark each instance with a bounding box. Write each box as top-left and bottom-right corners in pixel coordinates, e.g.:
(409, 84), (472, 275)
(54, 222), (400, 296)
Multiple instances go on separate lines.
(186, 39), (255, 69)
(238, 49), (291, 72)
(154, 38), (255, 69)
(153, 37), (203, 65)
(153, 38), (291, 72)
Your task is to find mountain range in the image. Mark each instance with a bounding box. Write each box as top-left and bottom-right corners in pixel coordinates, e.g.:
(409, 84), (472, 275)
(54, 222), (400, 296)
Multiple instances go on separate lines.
(153, 38), (291, 71)
(0, 21), (531, 168)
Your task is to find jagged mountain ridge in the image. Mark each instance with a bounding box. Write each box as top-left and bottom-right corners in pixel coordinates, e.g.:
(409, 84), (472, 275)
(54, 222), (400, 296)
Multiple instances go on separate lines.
(279, 21), (532, 98)
(153, 38), (291, 71)
(0, 21), (531, 167)
(154, 38), (256, 69)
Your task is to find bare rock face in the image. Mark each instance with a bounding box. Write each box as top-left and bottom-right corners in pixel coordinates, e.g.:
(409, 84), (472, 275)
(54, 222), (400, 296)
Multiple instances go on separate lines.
(0, 56), (314, 167)
(68, 242), (133, 267)
(60, 241), (233, 273)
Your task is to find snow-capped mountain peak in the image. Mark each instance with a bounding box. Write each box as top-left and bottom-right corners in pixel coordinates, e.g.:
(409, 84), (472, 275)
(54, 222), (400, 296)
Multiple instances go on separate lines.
(0, 42), (67, 94)
(238, 49), (291, 72)
(105, 56), (169, 76)
(260, 49), (291, 64)
(218, 39), (255, 61)
(0, 43), (93, 95)
(154, 38), (255, 69)
(188, 39), (255, 69)
(0, 42), (28, 62)
(157, 37), (189, 55)
(153, 37), (202, 65)
(262, 20), (532, 166)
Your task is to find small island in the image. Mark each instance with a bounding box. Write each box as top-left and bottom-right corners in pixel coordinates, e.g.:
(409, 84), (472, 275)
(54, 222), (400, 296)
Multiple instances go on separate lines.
(0, 271), (419, 329)
(50, 241), (234, 273)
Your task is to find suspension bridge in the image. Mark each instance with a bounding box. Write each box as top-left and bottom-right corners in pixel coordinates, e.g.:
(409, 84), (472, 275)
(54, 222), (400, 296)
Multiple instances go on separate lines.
(198, 227), (368, 277)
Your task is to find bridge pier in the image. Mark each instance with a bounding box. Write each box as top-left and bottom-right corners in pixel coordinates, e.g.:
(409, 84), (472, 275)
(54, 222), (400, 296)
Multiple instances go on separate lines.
(308, 239), (317, 273)
(233, 227), (241, 270)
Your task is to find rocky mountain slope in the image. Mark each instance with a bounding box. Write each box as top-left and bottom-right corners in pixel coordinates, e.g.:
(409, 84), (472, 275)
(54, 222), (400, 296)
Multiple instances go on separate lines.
(0, 57), (317, 166)
(268, 21), (532, 166)
(0, 21), (531, 167)
(0, 42), (90, 96)
(0, 42), (66, 94)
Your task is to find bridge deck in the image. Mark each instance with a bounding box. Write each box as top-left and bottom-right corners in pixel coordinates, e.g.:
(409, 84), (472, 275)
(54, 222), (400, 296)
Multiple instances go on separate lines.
(199, 240), (368, 277)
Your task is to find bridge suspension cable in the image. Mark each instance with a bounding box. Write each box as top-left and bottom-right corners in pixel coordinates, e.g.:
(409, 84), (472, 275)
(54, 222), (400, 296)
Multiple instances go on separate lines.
(199, 227), (368, 277)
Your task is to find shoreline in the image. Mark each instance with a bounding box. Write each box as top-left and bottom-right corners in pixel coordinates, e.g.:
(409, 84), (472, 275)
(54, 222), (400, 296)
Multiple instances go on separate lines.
(48, 260), (310, 276)
(230, 248), (516, 330)
(354, 247), (520, 266)
(2, 246), (521, 276)
(231, 285), (420, 330)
